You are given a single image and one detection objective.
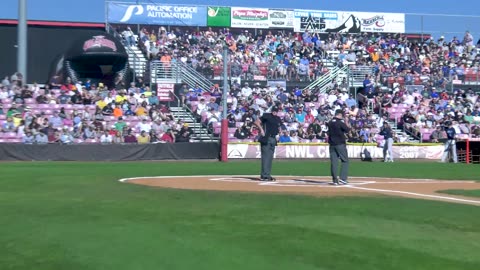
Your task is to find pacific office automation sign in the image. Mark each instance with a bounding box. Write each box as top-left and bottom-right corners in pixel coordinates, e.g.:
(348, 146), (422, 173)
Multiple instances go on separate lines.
(107, 2), (207, 26)
(293, 10), (405, 33)
(227, 144), (443, 159)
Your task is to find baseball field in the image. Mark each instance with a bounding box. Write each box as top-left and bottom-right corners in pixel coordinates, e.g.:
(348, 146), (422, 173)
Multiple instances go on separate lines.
(1, 160), (479, 270)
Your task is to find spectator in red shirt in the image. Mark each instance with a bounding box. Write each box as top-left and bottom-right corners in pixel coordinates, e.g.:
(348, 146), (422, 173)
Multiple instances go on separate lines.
(160, 129), (175, 143)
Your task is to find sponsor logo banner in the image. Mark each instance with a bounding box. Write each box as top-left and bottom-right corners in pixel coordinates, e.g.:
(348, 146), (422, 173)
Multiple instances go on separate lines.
(157, 83), (174, 101)
(107, 2), (207, 26)
(227, 144), (443, 159)
(293, 10), (404, 33)
(268, 9), (294, 28)
(207, 6), (231, 27)
(231, 7), (269, 29)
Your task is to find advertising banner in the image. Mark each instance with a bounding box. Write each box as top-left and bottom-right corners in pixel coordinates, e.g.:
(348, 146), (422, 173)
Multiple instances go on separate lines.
(268, 9), (294, 28)
(293, 9), (405, 33)
(227, 144), (443, 159)
(231, 7), (269, 29)
(107, 2), (207, 26)
(207, 6), (231, 27)
(157, 83), (174, 101)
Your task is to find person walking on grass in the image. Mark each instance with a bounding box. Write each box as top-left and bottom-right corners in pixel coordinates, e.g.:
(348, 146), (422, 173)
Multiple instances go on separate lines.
(327, 109), (350, 185)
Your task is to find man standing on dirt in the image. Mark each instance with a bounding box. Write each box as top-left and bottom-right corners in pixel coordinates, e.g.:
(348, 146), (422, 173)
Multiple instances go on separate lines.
(327, 109), (350, 185)
(254, 106), (282, 181)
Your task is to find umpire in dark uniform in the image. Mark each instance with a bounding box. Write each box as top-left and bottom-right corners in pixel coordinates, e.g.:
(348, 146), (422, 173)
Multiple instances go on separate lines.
(327, 109), (351, 185)
(254, 106), (282, 181)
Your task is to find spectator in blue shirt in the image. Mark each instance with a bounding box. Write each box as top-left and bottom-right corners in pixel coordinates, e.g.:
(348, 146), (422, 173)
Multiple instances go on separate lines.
(278, 131), (292, 143)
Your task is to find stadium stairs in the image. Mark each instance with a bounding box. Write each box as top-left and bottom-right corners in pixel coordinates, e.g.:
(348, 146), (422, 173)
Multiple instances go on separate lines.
(169, 106), (219, 142)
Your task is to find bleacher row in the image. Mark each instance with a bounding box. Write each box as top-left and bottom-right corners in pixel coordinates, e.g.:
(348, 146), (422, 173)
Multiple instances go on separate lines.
(211, 62), (330, 78)
(385, 103), (479, 141)
(382, 68), (480, 85)
(0, 93), (175, 143)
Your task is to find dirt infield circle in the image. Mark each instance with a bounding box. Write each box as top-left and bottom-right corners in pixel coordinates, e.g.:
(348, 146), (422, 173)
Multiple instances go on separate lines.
(119, 176), (480, 206)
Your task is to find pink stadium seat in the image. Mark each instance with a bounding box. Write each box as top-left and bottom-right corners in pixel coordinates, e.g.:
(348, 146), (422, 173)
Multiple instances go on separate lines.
(24, 98), (35, 104)
(49, 104), (62, 110)
(422, 133), (432, 142)
(4, 132), (18, 139)
(0, 115), (6, 120)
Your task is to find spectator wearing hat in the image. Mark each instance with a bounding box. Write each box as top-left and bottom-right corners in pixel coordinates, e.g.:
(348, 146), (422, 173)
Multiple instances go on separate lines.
(22, 130), (35, 144)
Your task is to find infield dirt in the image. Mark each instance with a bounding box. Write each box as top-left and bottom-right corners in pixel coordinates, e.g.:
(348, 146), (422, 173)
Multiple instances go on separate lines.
(122, 176), (480, 206)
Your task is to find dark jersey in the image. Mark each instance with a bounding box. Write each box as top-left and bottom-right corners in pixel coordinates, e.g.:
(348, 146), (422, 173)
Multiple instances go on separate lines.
(260, 113), (282, 137)
(445, 127), (456, 140)
(327, 117), (350, 145)
(379, 127), (393, 139)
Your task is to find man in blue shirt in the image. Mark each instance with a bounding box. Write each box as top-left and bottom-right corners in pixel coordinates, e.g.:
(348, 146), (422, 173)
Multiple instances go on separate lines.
(379, 122), (394, 162)
(441, 121), (458, 163)
(363, 75), (374, 95)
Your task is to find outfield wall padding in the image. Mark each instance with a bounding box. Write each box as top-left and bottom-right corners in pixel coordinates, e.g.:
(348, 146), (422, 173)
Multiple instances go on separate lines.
(227, 143), (444, 159)
(0, 143), (219, 161)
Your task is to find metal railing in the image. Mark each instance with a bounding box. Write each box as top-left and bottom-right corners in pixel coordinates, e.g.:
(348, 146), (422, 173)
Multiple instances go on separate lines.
(304, 65), (350, 94)
(169, 91), (218, 141)
(179, 62), (215, 92)
(150, 61), (214, 93)
(105, 23), (143, 81)
(348, 66), (374, 87)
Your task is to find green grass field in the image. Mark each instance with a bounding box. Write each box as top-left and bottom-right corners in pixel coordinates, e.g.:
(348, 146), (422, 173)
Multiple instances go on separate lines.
(438, 189), (480, 198)
(0, 161), (479, 270)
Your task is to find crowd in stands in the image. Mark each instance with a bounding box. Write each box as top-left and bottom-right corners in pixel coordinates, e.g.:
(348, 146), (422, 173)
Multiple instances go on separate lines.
(129, 25), (480, 143)
(2, 26), (480, 145)
(133, 25), (480, 84)
(0, 74), (195, 144)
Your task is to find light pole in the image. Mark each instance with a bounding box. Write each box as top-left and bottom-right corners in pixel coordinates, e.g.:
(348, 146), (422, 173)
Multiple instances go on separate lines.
(220, 45), (229, 162)
(17, 0), (27, 83)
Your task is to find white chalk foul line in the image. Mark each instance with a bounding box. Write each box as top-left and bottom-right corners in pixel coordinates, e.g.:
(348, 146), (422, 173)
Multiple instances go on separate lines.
(347, 186), (480, 205)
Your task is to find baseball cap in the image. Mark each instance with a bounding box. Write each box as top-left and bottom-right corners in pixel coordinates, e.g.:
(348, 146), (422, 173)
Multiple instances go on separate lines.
(271, 106), (279, 112)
